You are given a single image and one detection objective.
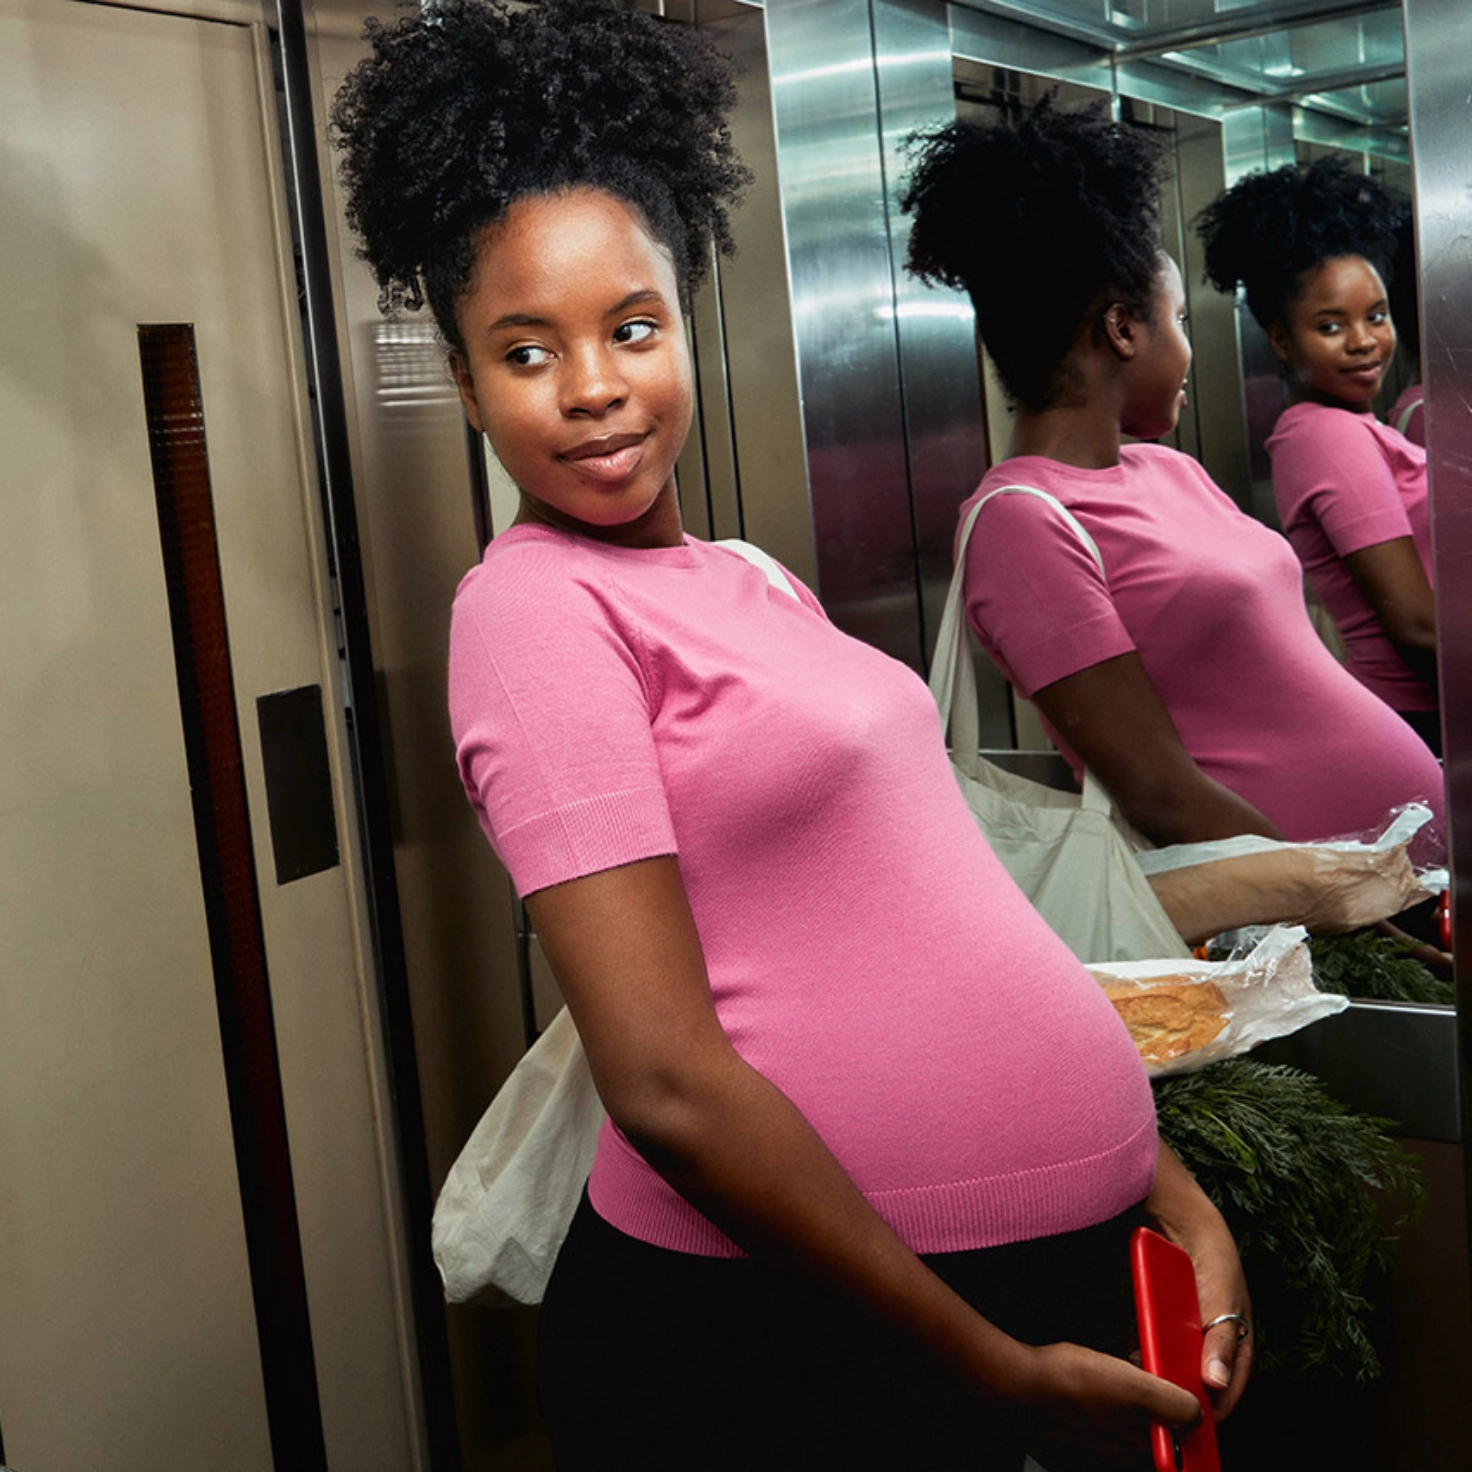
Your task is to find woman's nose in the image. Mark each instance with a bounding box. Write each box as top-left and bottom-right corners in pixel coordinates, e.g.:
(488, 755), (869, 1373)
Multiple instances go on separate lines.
(562, 348), (627, 416)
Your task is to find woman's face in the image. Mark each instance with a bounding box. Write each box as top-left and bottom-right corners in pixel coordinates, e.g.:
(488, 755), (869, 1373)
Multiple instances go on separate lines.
(1269, 253), (1396, 413)
(1119, 254), (1193, 443)
(451, 188), (693, 546)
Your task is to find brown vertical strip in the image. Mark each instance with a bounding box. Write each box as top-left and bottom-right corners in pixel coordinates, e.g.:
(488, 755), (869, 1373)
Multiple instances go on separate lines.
(137, 323), (327, 1470)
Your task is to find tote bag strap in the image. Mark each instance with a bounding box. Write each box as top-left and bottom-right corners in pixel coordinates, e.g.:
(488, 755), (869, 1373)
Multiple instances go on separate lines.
(929, 484), (1111, 813)
(715, 538), (800, 600)
(1394, 392), (1423, 438)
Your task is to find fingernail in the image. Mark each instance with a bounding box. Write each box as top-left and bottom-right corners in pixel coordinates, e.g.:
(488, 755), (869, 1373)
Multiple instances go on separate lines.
(1206, 1357), (1230, 1388)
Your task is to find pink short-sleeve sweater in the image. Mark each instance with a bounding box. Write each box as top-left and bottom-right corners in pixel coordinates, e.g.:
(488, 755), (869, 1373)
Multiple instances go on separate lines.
(1266, 400), (1434, 712)
(449, 525), (1157, 1257)
(960, 446), (1443, 855)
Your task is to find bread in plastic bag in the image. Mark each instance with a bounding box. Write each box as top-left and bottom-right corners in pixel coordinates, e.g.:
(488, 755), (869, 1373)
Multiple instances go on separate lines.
(1089, 924), (1346, 1078)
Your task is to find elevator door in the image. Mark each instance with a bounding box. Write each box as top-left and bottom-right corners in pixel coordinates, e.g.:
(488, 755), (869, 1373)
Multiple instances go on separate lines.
(0, 1), (421, 1466)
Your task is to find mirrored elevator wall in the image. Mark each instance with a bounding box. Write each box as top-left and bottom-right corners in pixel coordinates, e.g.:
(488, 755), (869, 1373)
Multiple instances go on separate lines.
(698, 1), (1421, 684)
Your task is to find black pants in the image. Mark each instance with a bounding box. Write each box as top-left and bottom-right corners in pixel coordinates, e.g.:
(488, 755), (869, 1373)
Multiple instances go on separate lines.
(538, 1190), (1147, 1470)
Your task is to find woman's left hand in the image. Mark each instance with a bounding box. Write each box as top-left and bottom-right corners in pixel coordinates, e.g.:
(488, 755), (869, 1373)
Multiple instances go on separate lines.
(1145, 1142), (1254, 1421)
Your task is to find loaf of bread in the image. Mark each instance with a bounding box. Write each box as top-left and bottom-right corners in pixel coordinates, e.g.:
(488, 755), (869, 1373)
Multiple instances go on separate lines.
(1092, 974), (1230, 1063)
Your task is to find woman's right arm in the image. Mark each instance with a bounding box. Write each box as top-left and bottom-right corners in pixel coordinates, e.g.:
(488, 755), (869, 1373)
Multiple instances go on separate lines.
(527, 854), (1203, 1457)
(1031, 651), (1284, 847)
(1342, 535), (1439, 690)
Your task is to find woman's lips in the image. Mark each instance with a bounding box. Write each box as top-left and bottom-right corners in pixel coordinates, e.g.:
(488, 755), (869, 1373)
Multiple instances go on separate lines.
(559, 433), (647, 482)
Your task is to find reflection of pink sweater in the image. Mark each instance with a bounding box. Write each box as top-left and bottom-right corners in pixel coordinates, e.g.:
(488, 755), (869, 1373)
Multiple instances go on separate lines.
(961, 448), (1444, 853)
(450, 525), (1157, 1257)
(1267, 400), (1434, 712)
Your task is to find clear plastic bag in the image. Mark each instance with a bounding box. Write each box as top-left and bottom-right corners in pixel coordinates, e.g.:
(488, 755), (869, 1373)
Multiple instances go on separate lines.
(1089, 925), (1346, 1078)
(1137, 802), (1445, 946)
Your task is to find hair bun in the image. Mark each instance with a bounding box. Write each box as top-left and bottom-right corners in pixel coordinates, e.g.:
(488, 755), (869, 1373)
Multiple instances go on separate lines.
(331, 0), (748, 347)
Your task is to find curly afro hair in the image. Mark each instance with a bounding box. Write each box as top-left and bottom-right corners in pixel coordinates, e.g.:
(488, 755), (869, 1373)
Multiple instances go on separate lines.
(899, 97), (1170, 413)
(330, 0), (749, 350)
(1195, 157), (1410, 330)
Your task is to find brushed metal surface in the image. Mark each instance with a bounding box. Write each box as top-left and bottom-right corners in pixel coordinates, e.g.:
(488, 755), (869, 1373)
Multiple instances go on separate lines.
(1256, 1002), (1461, 1141)
(764, 0), (924, 667)
(1404, 0), (1472, 1154)
(875, 0), (992, 672)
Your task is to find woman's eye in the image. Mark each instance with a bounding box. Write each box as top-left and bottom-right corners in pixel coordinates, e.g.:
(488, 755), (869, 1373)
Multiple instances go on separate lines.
(507, 344), (551, 367)
(1369, 310), (1389, 325)
(614, 319), (657, 346)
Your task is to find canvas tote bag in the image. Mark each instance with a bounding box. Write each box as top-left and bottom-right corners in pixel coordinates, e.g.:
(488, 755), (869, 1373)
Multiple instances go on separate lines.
(929, 486), (1190, 964)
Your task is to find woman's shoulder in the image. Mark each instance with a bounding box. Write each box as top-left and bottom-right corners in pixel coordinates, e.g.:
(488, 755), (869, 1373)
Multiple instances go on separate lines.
(976, 454), (1078, 494)
(450, 525), (677, 660)
(1120, 441), (1208, 475)
(455, 525), (587, 614)
(969, 448), (1216, 533)
(457, 524), (710, 600)
(1117, 442), (1231, 499)
(454, 527), (820, 650)
(1268, 398), (1376, 446)
(1271, 402), (1420, 485)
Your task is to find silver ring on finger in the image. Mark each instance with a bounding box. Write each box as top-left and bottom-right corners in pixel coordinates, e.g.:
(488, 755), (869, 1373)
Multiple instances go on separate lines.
(1202, 1312), (1250, 1341)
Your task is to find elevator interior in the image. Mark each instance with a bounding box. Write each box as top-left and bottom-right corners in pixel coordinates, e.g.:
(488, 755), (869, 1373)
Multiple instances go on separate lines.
(2, 1), (1470, 1468)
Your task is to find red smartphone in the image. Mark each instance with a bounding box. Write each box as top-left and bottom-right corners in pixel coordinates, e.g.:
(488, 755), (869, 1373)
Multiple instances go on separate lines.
(1130, 1226), (1221, 1472)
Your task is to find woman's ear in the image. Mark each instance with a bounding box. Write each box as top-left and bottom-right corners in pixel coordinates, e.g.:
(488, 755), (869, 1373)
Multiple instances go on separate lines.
(1102, 302), (1138, 360)
(449, 351), (486, 434)
(1266, 322), (1293, 368)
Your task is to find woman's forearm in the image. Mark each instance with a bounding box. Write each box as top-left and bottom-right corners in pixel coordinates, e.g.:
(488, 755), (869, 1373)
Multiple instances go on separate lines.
(1032, 654), (1285, 848)
(1145, 1141), (1253, 1415)
(530, 857), (1202, 1433)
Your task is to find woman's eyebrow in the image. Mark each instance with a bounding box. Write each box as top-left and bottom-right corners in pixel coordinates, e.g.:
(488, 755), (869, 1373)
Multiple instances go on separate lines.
(606, 288), (666, 315)
(486, 289), (667, 334)
(488, 312), (551, 330)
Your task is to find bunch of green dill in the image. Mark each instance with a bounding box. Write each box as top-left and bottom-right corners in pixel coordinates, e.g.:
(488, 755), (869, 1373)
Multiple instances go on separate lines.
(1307, 929), (1454, 1005)
(1153, 1057), (1424, 1382)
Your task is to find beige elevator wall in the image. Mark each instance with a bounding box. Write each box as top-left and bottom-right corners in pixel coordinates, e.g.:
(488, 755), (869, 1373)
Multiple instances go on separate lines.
(0, 0), (423, 1464)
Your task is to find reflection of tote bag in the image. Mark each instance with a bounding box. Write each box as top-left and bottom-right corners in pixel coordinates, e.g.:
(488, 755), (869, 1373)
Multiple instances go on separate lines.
(930, 487), (1189, 964)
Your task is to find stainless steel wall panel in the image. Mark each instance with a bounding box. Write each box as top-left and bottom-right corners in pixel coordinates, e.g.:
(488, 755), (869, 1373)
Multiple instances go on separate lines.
(692, 3), (815, 578)
(949, 2), (1114, 85)
(679, 247), (736, 542)
(1171, 112), (1254, 505)
(874, 0), (989, 667)
(1258, 1001), (1461, 1141)
(764, 0), (923, 665)
(1404, 0), (1472, 1170)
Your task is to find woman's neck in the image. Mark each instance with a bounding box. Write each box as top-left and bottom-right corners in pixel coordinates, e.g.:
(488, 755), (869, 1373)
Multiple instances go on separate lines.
(1007, 403), (1125, 470)
(512, 476), (687, 548)
(1288, 383), (1376, 416)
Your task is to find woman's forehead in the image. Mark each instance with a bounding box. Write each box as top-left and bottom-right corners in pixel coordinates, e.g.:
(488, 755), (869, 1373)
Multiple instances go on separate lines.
(469, 189), (679, 310)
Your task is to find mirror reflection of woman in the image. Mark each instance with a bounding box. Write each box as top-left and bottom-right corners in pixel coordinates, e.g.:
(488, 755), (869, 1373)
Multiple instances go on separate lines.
(332, 6), (1249, 1467)
(901, 100), (1444, 868)
(1198, 161), (1439, 755)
